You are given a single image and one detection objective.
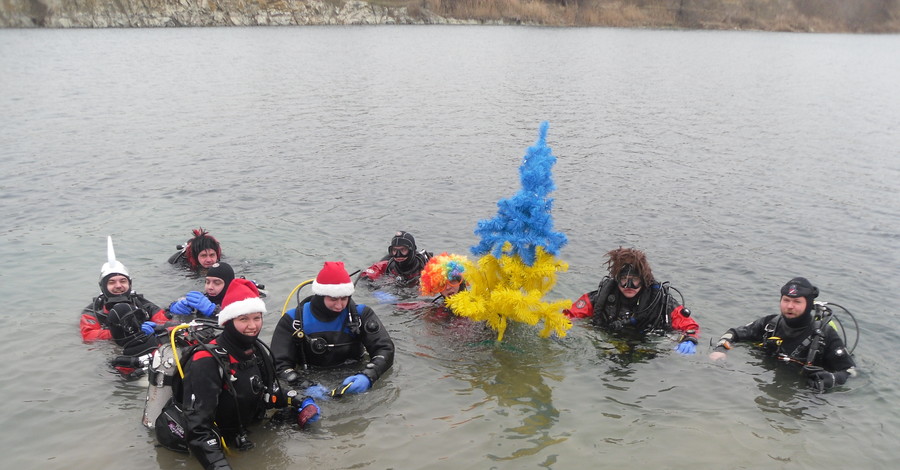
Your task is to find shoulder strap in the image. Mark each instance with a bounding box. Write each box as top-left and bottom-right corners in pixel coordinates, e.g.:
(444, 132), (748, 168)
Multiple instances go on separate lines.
(253, 338), (278, 390)
(347, 300), (364, 335)
(590, 277), (616, 323)
(799, 312), (832, 365)
(173, 342), (234, 401)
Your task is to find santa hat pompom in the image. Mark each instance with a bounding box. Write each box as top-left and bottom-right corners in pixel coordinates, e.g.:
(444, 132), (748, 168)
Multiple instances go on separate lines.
(218, 278), (266, 325)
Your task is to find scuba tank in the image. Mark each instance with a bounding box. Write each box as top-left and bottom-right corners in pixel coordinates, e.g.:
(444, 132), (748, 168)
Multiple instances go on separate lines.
(142, 320), (221, 429)
(142, 342), (179, 429)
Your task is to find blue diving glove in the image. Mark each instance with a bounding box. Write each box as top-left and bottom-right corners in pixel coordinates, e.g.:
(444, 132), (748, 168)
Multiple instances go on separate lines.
(340, 374), (372, 394)
(186, 291), (216, 317)
(676, 340), (697, 355)
(169, 299), (193, 315)
(297, 397), (320, 427)
(305, 384), (330, 400)
(141, 321), (157, 336)
(372, 291), (398, 304)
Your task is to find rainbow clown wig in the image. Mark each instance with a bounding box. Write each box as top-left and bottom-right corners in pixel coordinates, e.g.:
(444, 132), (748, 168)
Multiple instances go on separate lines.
(420, 253), (469, 297)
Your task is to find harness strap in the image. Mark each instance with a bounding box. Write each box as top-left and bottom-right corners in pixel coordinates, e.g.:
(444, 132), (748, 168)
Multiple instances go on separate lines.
(764, 316), (827, 365)
(189, 341), (250, 435)
(289, 301), (364, 369)
(595, 279), (669, 333)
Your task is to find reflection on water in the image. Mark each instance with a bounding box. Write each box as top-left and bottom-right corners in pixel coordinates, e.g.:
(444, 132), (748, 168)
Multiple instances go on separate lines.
(398, 302), (569, 465)
(750, 356), (837, 423)
(456, 334), (567, 464)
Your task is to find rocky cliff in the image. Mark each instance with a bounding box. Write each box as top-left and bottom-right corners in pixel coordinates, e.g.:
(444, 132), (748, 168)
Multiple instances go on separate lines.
(1, 0), (897, 31)
(0, 0), (478, 27)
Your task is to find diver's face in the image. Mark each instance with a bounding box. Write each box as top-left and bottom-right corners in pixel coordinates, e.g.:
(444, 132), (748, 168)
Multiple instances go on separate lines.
(106, 275), (130, 295)
(205, 276), (226, 297)
(441, 282), (461, 297)
(324, 296), (349, 313)
(232, 312), (263, 337)
(780, 295), (807, 319)
(390, 246), (410, 262)
(617, 275), (642, 299)
(197, 248), (218, 268)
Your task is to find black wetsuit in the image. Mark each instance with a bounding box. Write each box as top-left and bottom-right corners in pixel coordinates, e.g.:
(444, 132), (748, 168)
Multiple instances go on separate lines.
(360, 251), (433, 287)
(181, 329), (287, 470)
(270, 295), (394, 384)
(726, 313), (855, 373)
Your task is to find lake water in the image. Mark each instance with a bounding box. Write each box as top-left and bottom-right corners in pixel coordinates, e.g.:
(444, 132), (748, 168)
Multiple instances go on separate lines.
(1, 25), (899, 470)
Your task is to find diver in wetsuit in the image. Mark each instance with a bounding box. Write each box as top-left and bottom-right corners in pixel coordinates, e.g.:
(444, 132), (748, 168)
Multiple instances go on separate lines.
(271, 261), (394, 398)
(564, 247), (700, 354)
(359, 231), (432, 288)
(709, 277), (856, 392)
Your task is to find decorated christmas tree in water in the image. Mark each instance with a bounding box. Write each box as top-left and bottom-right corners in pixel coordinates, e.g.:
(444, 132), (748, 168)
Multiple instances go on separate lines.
(447, 121), (572, 341)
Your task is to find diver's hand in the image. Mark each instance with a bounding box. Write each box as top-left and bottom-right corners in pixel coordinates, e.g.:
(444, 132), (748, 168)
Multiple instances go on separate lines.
(169, 299), (193, 315)
(675, 340), (697, 355)
(305, 384), (329, 400)
(186, 291), (216, 317)
(372, 291), (398, 304)
(340, 374), (372, 394)
(807, 370), (849, 392)
(140, 321), (157, 336)
(708, 351), (727, 362)
(278, 368), (299, 384)
(297, 397), (320, 427)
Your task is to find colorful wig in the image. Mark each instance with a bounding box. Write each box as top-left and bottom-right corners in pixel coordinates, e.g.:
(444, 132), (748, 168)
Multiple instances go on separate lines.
(420, 253), (469, 296)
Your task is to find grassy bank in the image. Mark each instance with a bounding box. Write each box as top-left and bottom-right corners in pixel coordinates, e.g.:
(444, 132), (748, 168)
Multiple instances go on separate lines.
(399, 0), (900, 32)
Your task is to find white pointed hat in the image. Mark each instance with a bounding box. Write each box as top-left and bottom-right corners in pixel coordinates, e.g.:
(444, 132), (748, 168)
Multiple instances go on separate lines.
(100, 235), (130, 282)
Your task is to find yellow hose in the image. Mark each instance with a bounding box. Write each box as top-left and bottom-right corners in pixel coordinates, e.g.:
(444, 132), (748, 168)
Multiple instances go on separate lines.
(169, 323), (192, 378)
(281, 279), (314, 316)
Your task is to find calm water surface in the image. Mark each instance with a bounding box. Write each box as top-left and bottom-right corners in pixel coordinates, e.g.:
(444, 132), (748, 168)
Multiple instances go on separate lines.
(1, 26), (898, 470)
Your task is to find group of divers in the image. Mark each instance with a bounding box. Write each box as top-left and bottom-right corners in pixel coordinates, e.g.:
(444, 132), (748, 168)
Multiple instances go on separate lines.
(81, 228), (859, 470)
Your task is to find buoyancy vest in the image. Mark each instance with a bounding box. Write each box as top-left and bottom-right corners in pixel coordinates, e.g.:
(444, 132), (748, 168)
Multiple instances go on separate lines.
(761, 314), (830, 366)
(386, 250), (433, 286)
(155, 334), (279, 452)
(591, 277), (672, 335)
(286, 301), (366, 368)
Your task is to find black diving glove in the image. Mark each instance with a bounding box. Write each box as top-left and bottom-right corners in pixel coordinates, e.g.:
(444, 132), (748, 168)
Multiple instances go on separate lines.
(279, 368), (299, 385)
(807, 370), (849, 392)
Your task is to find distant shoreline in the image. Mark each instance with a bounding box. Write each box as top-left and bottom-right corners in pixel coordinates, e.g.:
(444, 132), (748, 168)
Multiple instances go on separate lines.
(1, 0), (898, 33)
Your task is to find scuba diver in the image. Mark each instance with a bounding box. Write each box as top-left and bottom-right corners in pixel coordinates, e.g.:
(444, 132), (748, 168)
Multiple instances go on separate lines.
(157, 278), (320, 469)
(168, 227), (222, 271)
(359, 231), (433, 288)
(271, 261), (394, 399)
(564, 247), (700, 354)
(168, 262), (236, 321)
(709, 277), (857, 392)
(81, 237), (171, 357)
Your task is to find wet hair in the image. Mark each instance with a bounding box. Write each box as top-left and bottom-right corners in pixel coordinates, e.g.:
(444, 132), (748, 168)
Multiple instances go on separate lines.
(185, 228), (221, 270)
(604, 247), (654, 286)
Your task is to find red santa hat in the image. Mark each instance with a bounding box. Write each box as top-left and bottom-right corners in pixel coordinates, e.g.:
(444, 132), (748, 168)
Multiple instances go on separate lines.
(218, 278), (267, 326)
(312, 261), (355, 298)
